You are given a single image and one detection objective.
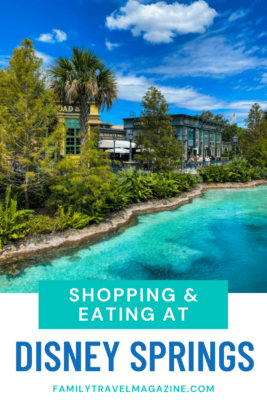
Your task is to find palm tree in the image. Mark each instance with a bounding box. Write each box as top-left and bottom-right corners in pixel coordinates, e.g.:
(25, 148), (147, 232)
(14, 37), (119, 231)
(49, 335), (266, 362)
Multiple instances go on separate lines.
(48, 47), (118, 146)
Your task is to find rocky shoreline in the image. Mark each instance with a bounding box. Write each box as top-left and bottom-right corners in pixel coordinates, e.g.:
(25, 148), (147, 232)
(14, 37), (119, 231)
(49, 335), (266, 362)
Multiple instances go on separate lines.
(1, 180), (266, 267)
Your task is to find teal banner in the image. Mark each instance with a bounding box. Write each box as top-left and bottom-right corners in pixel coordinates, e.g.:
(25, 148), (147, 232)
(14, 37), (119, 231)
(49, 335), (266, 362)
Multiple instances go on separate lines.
(39, 281), (228, 330)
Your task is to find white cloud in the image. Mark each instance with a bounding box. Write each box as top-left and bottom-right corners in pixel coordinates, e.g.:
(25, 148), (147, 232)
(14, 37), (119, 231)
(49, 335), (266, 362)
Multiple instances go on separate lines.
(37, 33), (55, 43)
(228, 100), (267, 113)
(35, 51), (54, 65)
(245, 46), (259, 55)
(261, 73), (267, 83)
(146, 36), (267, 77)
(246, 85), (265, 91)
(117, 74), (224, 110)
(256, 17), (265, 25)
(105, 39), (122, 51)
(0, 55), (10, 66)
(228, 9), (248, 22)
(53, 29), (67, 42)
(106, 0), (218, 44)
(36, 29), (67, 43)
(116, 73), (267, 119)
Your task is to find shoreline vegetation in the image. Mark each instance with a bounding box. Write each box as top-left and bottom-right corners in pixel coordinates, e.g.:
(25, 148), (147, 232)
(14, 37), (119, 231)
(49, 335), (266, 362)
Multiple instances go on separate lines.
(1, 179), (266, 269)
(1, 158), (267, 259)
(1, 40), (267, 271)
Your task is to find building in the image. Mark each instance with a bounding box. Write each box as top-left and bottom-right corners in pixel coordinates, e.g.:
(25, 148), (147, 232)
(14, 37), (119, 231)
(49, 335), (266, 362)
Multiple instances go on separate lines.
(123, 114), (223, 159)
(57, 106), (223, 160)
(58, 103), (127, 157)
(222, 142), (233, 154)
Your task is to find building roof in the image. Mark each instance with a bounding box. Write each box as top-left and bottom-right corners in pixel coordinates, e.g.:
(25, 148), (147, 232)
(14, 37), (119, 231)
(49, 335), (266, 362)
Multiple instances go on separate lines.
(111, 124), (124, 130)
(123, 114), (223, 127)
(99, 119), (113, 126)
(100, 127), (126, 134)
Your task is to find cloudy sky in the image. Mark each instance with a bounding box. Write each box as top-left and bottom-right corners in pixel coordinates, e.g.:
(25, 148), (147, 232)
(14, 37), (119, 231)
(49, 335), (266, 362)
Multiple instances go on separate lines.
(1, 0), (267, 125)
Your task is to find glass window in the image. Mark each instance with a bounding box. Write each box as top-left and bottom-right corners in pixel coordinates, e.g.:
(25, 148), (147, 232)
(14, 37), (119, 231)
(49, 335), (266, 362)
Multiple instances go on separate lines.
(216, 134), (221, 156)
(210, 133), (215, 156)
(195, 129), (199, 148)
(188, 128), (194, 147)
(183, 126), (187, 137)
(65, 118), (81, 155)
(204, 131), (209, 147)
(216, 143), (220, 157)
(199, 130), (203, 155)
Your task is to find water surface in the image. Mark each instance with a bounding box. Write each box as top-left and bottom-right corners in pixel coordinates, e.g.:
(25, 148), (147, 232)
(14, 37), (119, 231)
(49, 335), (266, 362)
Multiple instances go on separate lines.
(1, 186), (267, 293)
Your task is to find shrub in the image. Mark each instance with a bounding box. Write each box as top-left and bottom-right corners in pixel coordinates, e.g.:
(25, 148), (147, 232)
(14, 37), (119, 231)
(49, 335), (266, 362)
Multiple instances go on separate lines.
(11, 185), (51, 210)
(199, 159), (264, 183)
(151, 175), (179, 199)
(0, 187), (33, 249)
(254, 166), (267, 179)
(28, 215), (55, 235)
(195, 174), (203, 183)
(99, 180), (131, 212)
(198, 165), (229, 183)
(165, 172), (197, 190)
(118, 168), (153, 202)
(226, 159), (260, 182)
(55, 206), (95, 231)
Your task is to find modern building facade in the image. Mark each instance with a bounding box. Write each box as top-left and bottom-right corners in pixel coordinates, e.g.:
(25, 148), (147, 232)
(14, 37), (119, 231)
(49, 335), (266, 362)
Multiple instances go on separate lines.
(57, 106), (223, 160)
(123, 114), (223, 159)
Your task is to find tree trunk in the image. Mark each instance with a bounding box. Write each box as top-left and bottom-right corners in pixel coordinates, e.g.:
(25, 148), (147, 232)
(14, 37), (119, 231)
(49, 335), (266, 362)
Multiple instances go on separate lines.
(80, 96), (89, 147)
(25, 186), (29, 209)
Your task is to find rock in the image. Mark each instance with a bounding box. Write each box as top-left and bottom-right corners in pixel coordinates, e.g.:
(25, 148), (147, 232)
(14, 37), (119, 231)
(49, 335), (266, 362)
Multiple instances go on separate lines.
(0, 180), (266, 267)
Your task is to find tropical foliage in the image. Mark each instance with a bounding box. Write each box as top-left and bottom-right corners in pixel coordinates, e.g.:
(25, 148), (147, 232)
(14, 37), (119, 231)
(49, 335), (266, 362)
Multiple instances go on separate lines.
(1, 42), (267, 252)
(199, 159), (266, 183)
(0, 187), (33, 249)
(55, 206), (95, 231)
(49, 47), (117, 148)
(0, 169), (198, 248)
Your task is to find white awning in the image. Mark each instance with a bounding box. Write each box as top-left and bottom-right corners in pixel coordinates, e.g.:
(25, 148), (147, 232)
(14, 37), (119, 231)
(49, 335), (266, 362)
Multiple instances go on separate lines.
(99, 140), (136, 149)
(136, 148), (154, 152)
(106, 148), (129, 154)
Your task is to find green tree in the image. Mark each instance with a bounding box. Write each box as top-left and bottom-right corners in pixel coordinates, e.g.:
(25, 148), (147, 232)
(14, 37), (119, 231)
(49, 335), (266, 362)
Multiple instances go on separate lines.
(0, 39), (63, 209)
(238, 103), (267, 166)
(194, 110), (238, 142)
(134, 87), (182, 172)
(49, 126), (114, 216)
(49, 48), (118, 148)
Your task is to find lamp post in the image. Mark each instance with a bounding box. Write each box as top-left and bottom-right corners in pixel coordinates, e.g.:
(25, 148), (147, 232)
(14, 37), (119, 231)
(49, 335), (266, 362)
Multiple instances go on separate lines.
(128, 130), (133, 162)
(113, 134), (116, 164)
(233, 136), (238, 159)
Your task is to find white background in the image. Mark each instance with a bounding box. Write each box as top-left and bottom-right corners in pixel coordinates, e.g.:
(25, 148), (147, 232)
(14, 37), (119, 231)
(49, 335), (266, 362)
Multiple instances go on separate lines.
(0, 294), (266, 399)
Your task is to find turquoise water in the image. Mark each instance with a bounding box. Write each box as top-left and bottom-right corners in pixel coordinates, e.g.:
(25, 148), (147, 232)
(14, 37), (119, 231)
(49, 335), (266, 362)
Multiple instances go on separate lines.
(1, 186), (267, 293)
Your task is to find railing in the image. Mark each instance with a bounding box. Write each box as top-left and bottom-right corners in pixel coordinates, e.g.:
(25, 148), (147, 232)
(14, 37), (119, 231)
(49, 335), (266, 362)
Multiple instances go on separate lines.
(182, 160), (230, 171)
(112, 159), (231, 174)
(112, 165), (123, 174)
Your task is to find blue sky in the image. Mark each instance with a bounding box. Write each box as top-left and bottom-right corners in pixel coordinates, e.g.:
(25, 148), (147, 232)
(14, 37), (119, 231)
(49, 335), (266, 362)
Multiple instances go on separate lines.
(1, 0), (267, 125)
